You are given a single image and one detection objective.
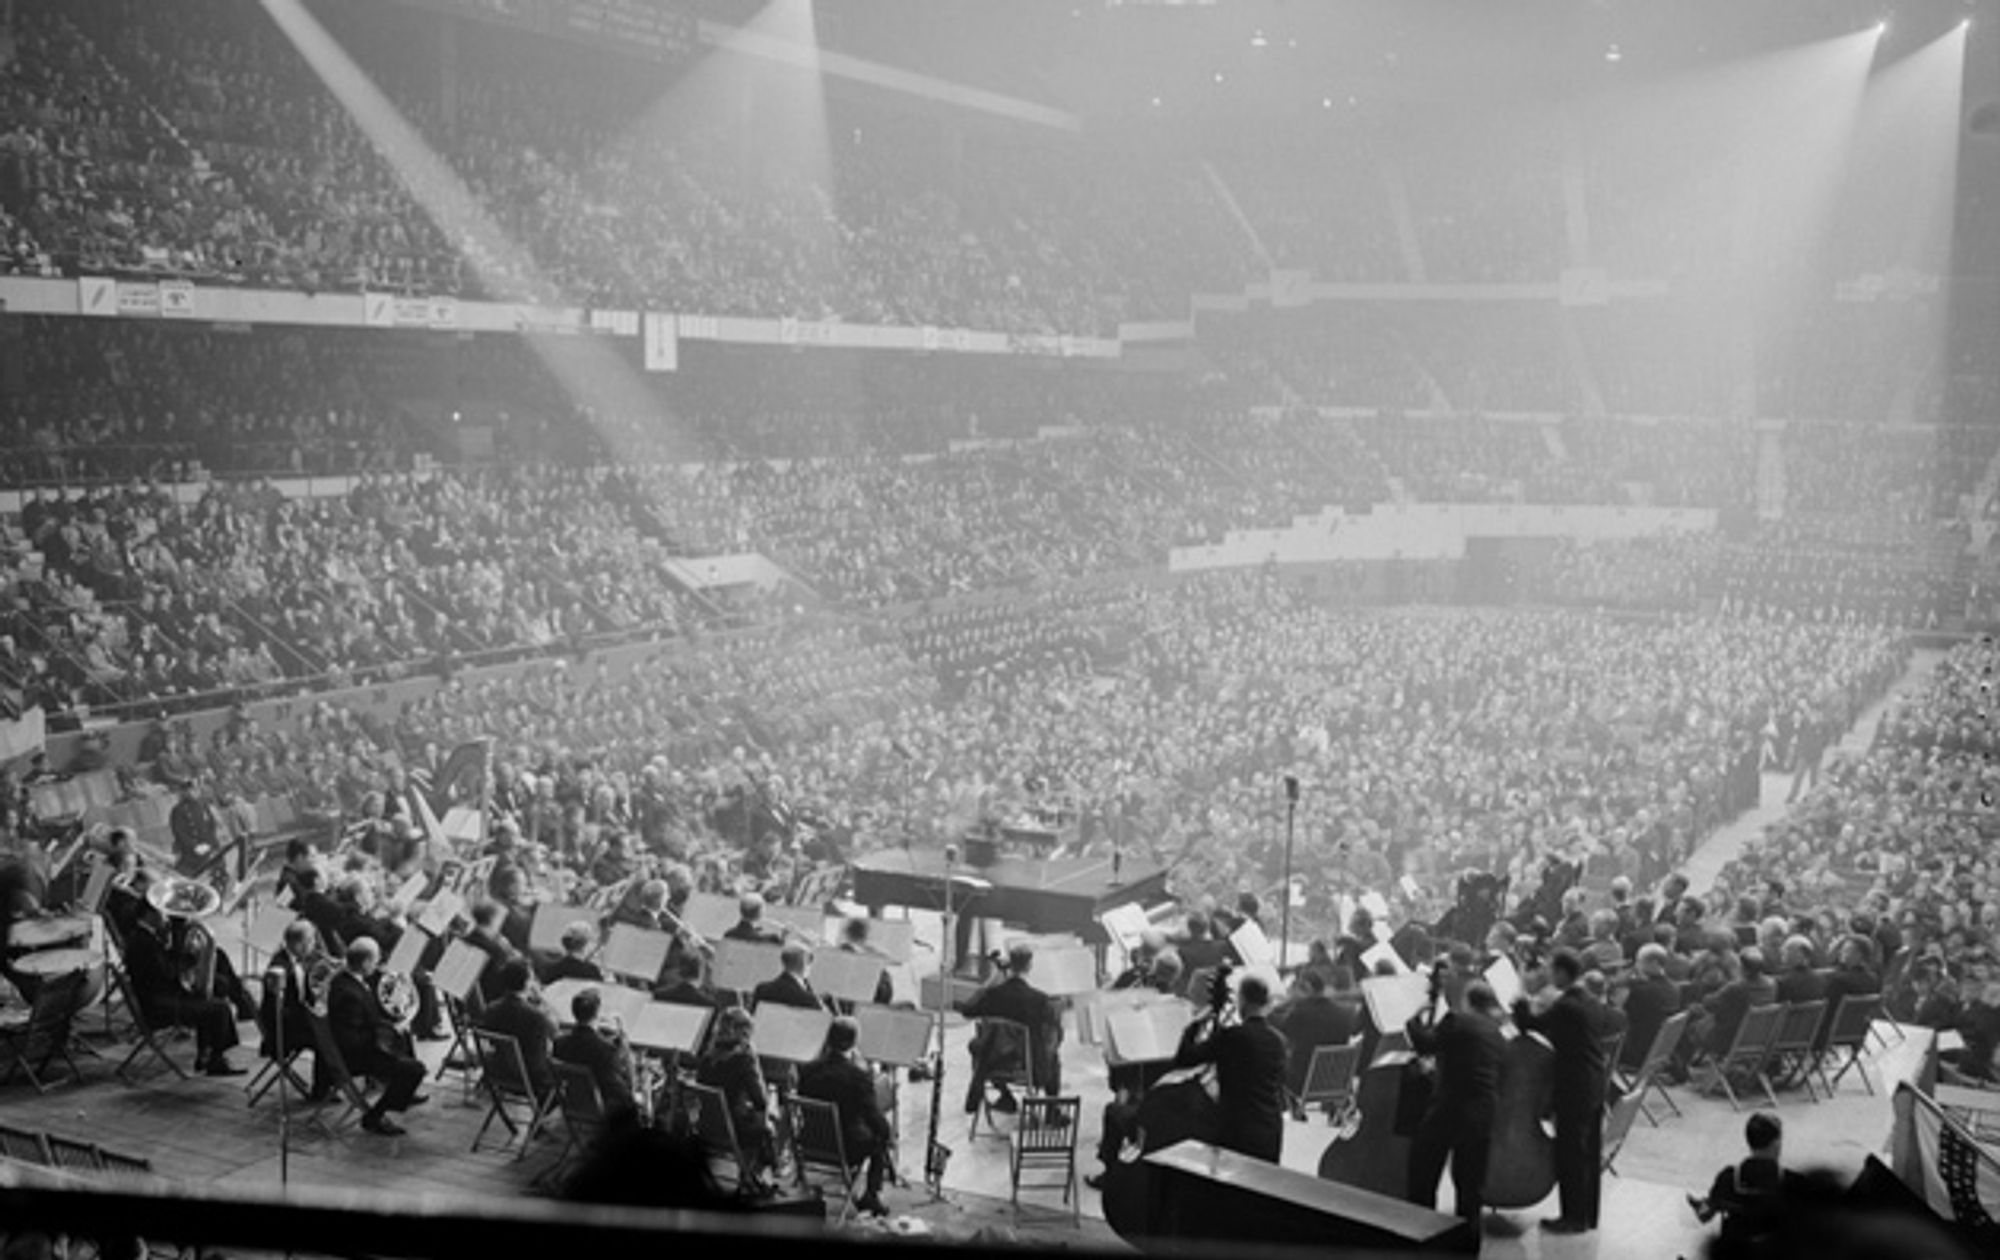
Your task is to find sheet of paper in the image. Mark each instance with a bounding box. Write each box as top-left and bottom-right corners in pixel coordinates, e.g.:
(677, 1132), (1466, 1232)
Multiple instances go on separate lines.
(1483, 955), (1524, 1009)
(750, 1003), (833, 1064)
(713, 938), (787, 994)
(600, 924), (673, 983)
(628, 1001), (712, 1054)
(529, 902), (593, 955)
(1361, 972), (1430, 1035)
(854, 1003), (932, 1067)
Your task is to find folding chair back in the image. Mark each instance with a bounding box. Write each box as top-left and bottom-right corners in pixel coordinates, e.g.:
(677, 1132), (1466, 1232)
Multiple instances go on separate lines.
(0, 1123), (52, 1166)
(471, 1027), (556, 1158)
(970, 1016), (1035, 1137)
(1597, 1031), (1627, 1103)
(43, 1134), (104, 1173)
(686, 1080), (749, 1181)
(1601, 1090), (1647, 1175)
(1628, 1009), (1691, 1125)
(554, 1062), (608, 1143)
(1711, 1003), (1785, 1111)
(1814, 994), (1883, 1096)
(1010, 1095), (1081, 1219)
(0, 967), (90, 1092)
(109, 963), (189, 1082)
(785, 1094), (857, 1221)
(1766, 1000), (1826, 1099)
(304, 1007), (372, 1129)
(1297, 1042), (1362, 1115)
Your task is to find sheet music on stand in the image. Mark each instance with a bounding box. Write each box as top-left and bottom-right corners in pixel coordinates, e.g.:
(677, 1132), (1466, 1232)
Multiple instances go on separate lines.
(713, 939), (786, 994)
(543, 978), (647, 1028)
(809, 948), (886, 1006)
(1229, 919), (1275, 970)
(79, 859), (117, 916)
(1105, 999), (1196, 1067)
(601, 924), (674, 983)
(529, 902), (593, 954)
(416, 889), (465, 939)
(390, 871), (428, 913)
(1483, 955), (1524, 1009)
(766, 902), (824, 943)
(385, 926), (428, 978)
(822, 917), (914, 964)
(1360, 940), (1410, 976)
(1361, 972), (1431, 1035)
(750, 1003), (833, 1064)
(1097, 903), (1151, 958)
(853, 1003), (932, 1067)
(680, 893), (738, 940)
(432, 940), (488, 1004)
(1032, 945), (1100, 997)
(246, 904), (294, 961)
(628, 1001), (712, 1056)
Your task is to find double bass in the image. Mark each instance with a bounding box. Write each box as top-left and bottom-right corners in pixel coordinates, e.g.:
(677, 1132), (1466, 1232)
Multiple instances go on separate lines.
(1318, 962), (1557, 1211)
(1099, 963), (1233, 1249)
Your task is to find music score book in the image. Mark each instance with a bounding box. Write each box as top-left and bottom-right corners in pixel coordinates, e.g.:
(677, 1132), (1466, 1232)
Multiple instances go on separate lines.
(1105, 1000), (1196, 1066)
(714, 939), (786, 994)
(751, 1004), (833, 1064)
(528, 902), (592, 955)
(809, 948), (886, 1005)
(1361, 972), (1430, 1035)
(385, 926), (428, 978)
(1032, 944), (1100, 997)
(431, 940), (488, 1004)
(854, 1003), (932, 1067)
(416, 889), (465, 939)
(601, 924), (673, 983)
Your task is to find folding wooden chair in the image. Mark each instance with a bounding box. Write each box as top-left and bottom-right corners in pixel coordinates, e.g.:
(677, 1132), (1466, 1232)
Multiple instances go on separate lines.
(1762, 1000), (1826, 1101)
(1009, 1095), (1081, 1220)
(1619, 1009), (1691, 1126)
(108, 964), (190, 1083)
(1294, 1041), (1361, 1122)
(470, 1028), (558, 1160)
(686, 1080), (757, 1193)
(0, 967), (91, 1091)
(94, 1148), (155, 1178)
(786, 1094), (859, 1224)
(1601, 1090), (1647, 1177)
(1597, 1031), (1627, 1106)
(303, 1007), (375, 1137)
(541, 1062), (608, 1190)
(968, 1016), (1036, 1139)
(1698, 1003), (1784, 1112)
(43, 1133), (105, 1173)
(1811, 994), (1883, 1097)
(0, 1123), (53, 1165)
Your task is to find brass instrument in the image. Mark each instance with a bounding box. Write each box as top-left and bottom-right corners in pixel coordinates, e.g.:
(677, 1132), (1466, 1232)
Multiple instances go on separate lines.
(375, 968), (420, 1025)
(146, 874), (223, 920)
(303, 948), (340, 1009)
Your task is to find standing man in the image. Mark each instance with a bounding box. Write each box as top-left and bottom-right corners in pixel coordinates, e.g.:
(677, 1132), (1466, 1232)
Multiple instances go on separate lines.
(1172, 974), (1290, 1162)
(1512, 948), (1610, 1235)
(1405, 976), (1506, 1223)
(169, 779), (219, 875)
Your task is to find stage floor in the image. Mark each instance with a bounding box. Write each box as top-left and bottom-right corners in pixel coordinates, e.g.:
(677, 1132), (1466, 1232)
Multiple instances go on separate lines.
(2, 975), (1931, 1258)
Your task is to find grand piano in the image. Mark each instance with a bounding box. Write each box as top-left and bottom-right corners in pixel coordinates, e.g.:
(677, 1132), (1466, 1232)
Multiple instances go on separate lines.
(848, 847), (1170, 941)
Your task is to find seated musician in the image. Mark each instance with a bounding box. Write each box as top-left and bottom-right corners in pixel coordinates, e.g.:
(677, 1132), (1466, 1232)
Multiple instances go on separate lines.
(956, 943), (1060, 1114)
(332, 874), (403, 953)
(477, 958), (560, 1100)
(260, 919), (330, 1097)
(466, 900), (525, 1004)
(541, 921), (605, 984)
(120, 897), (245, 1077)
(695, 1006), (777, 1193)
(723, 893), (785, 945)
(274, 838), (321, 906)
(1088, 951), (1185, 1189)
(291, 867), (346, 954)
(1272, 969), (1359, 1103)
(552, 986), (638, 1124)
(611, 878), (671, 931)
(327, 938), (428, 1136)
(490, 864), (535, 954)
(1174, 914), (1230, 991)
(752, 943), (823, 1011)
(797, 1016), (892, 1217)
(1110, 931), (1170, 990)
(652, 950), (715, 1008)
(1688, 1112), (1807, 1256)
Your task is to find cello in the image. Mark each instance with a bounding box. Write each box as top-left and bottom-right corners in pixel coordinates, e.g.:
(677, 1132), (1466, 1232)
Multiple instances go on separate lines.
(1098, 964), (1233, 1249)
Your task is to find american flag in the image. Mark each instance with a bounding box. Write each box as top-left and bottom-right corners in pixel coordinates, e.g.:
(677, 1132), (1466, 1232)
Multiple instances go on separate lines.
(1899, 1083), (2000, 1250)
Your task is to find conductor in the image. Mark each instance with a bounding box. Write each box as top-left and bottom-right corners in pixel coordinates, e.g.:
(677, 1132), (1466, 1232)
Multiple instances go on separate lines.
(1172, 973), (1289, 1162)
(1405, 974), (1506, 1222)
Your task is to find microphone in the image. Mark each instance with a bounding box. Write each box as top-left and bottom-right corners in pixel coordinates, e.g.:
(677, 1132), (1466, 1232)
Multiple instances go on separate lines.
(1284, 774), (1301, 804)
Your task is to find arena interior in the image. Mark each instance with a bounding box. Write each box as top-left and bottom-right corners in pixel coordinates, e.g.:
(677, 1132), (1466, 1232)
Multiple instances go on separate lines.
(2, 1), (1999, 1258)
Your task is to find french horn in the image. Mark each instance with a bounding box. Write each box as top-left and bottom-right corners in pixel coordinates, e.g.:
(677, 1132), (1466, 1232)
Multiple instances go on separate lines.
(375, 968), (420, 1024)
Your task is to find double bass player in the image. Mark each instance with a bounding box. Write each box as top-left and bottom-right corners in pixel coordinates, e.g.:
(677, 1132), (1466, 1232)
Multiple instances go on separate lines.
(1404, 969), (1506, 1224)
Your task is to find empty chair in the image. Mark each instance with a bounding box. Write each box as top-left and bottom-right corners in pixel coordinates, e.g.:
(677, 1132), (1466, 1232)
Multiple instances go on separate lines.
(1010, 1095), (1082, 1220)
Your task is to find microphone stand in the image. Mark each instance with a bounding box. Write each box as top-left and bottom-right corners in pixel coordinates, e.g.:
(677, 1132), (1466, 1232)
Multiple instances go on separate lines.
(266, 967), (291, 1187)
(1280, 776), (1300, 971)
(923, 843), (957, 1201)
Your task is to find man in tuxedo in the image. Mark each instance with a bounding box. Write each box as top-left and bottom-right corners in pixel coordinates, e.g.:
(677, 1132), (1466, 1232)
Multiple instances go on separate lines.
(1406, 976), (1506, 1222)
(1173, 973), (1289, 1162)
(751, 943), (822, 1011)
(121, 908), (244, 1077)
(540, 921), (605, 984)
(652, 951), (714, 1007)
(291, 868), (345, 955)
(553, 986), (637, 1122)
(260, 919), (328, 1096)
(326, 938), (427, 1135)
(797, 1016), (893, 1217)
(723, 894), (784, 945)
(1272, 969), (1358, 1102)
(836, 917), (894, 1008)
(1513, 948), (1612, 1234)
(477, 959), (560, 1100)
(958, 944), (1060, 1113)
(466, 901), (523, 1004)
(1617, 944), (1684, 1076)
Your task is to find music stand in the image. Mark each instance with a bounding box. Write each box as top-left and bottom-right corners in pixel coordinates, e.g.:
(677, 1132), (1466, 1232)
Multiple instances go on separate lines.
(601, 924), (673, 984)
(854, 1004), (932, 1068)
(432, 940), (489, 1005)
(385, 926), (428, 979)
(1105, 1000), (1197, 1068)
(749, 1004), (833, 1065)
(1360, 973), (1430, 1035)
(628, 1002), (713, 1057)
(713, 939), (786, 998)
(679, 893), (738, 940)
(1030, 945), (1099, 998)
(416, 889), (465, 939)
(809, 949), (886, 1007)
(544, 979), (648, 1029)
(528, 903), (593, 955)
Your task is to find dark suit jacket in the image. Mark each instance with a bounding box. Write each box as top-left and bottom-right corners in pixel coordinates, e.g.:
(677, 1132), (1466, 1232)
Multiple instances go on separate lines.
(259, 952), (317, 1049)
(478, 992), (559, 1097)
(327, 970), (405, 1073)
(467, 929), (521, 1003)
(541, 955), (605, 985)
(652, 978), (716, 1008)
(295, 891), (346, 953)
(1515, 987), (1611, 1119)
(1273, 994), (1358, 1093)
(553, 1023), (634, 1114)
(724, 920), (783, 945)
(959, 975), (1060, 1085)
(1815, 966), (1880, 1047)
(1406, 1008), (1505, 1116)
(499, 903), (534, 954)
(1703, 975), (1778, 1054)
(797, 1051), (890, 1146)
(1174, 1014), (1289, 1159)
(1619, 975), (1682, 1071)
(1774, 965), (1828, 1007)
(752, 971), (822, 1011)
(696, 1044), (769, 1125)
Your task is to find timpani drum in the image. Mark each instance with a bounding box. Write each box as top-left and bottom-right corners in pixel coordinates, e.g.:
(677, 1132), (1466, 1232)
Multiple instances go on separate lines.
(13, 947), (104, 979)
(9, 914), (93, 952)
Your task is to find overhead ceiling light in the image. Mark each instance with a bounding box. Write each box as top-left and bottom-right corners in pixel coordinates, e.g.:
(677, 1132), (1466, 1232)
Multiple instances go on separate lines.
(1605, 43), (1622, 62)
(1250, 30), (1268, 48)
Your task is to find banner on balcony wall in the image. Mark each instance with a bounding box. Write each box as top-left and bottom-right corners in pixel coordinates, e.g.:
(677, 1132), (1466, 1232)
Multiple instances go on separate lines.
(642, 312), (679, 372)
(78, 277), (117, 317)
(159, 279), (196, 317)
(1559, 268), (1610, 307)
(116, 282), (160, 317)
